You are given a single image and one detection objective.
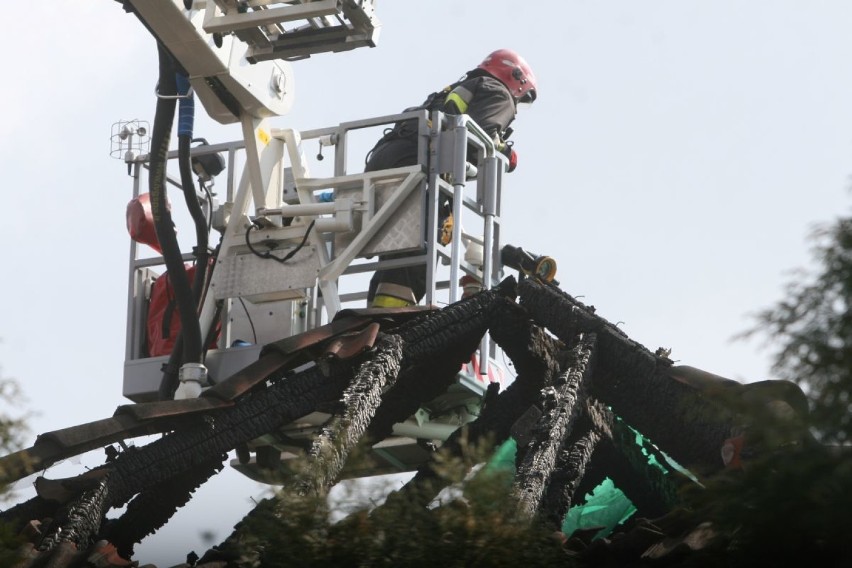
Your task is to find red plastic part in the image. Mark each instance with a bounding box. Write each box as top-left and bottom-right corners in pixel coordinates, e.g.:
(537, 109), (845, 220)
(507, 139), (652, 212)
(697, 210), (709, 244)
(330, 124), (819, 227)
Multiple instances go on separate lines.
(126, 193), (170, 253)
(146, 264), (219, 357)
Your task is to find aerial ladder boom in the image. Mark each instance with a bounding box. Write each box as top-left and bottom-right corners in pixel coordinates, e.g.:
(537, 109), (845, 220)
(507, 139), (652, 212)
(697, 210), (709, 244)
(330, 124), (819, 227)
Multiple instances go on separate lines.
(123, 0), (380, 123)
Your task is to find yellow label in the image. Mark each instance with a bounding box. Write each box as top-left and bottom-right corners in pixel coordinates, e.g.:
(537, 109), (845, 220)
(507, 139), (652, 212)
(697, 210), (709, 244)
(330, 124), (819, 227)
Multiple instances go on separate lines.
(258, 128), (270, 145)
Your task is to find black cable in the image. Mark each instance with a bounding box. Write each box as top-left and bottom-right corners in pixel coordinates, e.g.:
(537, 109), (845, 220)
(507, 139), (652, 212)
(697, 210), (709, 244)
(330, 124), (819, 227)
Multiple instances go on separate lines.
(237, 297), (258, 344)
(179, 135), (210, 310)
(175, 71), (210, 317)
(244, 219), (316, 264)
(199, 180), (214, 234)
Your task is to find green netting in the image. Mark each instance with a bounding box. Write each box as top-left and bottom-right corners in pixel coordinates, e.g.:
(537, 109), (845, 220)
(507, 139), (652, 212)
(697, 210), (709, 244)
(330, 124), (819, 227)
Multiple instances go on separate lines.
(483, 437), (518, 474)
(561, 477), (636, 540)
(626, 419), (700, 485)
(481, 420), (696, 541)
(482, 438), (635, 539)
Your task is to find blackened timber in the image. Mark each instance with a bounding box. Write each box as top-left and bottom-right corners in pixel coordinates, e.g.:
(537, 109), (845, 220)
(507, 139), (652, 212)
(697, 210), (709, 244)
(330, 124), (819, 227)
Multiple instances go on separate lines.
(367, 283), (515, 441)
(445, 296), (563, 449)
(104, 454), (226, 559)
(0, 358), (354, 543)
(518, 279), (732, 473)
(299, 334), (403, 496)
(9, 362), (353, 560)
(102, 361), (354, 509)
(382, 296), (564, 510)
(0, 494), (57, 534)
(514, 333), (596, 519)
(397, 282), (516, 363)
(478, 296), (564, 445)
(38, 477), (110, 553)
(540, 401), (609, 530)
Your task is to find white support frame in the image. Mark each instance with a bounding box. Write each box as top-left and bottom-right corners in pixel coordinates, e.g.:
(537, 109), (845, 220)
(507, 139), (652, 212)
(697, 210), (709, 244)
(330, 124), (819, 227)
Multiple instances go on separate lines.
(315, 167), (425, 283)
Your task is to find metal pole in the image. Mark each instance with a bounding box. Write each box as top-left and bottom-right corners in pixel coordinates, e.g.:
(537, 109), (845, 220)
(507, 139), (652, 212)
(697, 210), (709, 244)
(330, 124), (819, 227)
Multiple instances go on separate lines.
(125, 162), (143, 361)
(425, 111), (441, 306)
(481, 155), (498, 292)
(449, 115), (468, 304)
(479, 154), (500, 378)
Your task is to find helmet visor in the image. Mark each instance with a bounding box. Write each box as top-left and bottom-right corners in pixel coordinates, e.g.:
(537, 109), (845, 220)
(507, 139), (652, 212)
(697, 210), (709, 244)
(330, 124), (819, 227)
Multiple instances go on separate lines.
(518, 88), (537, 105)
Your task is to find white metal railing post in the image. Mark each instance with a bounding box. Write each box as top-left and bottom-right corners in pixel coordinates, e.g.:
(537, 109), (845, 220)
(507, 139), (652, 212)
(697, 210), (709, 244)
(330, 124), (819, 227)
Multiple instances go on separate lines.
(125, 162), (143, 361)
(448, 115), (469, 304)
(479, 153), (501, 378)
(481, 155), (499, 292)
(459, 116), (498, 378)
(425, 111), (443, 306)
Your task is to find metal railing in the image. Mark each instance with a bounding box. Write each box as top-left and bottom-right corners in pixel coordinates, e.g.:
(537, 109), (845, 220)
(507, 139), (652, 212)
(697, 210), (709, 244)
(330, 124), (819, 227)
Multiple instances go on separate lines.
(122, 109), (506, 398)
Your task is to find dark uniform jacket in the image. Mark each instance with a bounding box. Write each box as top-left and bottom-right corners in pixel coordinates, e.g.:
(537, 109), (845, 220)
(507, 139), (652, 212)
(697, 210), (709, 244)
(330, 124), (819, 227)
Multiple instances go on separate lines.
(365, 70), (516, 171)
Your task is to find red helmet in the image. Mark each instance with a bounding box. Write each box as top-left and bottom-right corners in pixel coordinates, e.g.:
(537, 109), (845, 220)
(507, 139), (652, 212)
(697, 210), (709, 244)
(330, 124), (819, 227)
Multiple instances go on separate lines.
(478, 49), (538, 103)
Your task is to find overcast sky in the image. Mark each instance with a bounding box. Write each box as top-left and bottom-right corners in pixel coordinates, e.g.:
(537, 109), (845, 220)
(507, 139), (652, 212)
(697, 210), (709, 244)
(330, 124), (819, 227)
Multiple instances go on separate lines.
(2, 1), (851, 563)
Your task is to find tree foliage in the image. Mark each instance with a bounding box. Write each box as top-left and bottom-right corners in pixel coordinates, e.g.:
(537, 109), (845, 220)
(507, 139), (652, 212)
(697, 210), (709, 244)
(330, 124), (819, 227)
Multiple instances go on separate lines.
(0, 368), (29, 496)
(204, 435), (572, 567)
(0, 366), (31, 563)
(749, 212), (852, 444)
(683, 207), (852, 565)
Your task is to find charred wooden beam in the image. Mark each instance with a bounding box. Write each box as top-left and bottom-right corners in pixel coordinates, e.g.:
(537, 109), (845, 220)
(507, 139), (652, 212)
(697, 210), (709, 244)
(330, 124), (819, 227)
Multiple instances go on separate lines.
(102, 362), (355, 510)
(378, 295), (564, 511)
(473, 295), (565, 445)
(518, 279), (732, 474)
(0, 358), (355, 549)
(514, 333), (596, 519)
(38, 477), (111, 553)
(0, 350), (295, 488)
(298, 334), (403, 496)
(0, 495), (57, 536)
(0, 312), (413, 490)
(103, 453), (226, 560)
(367, 282), (516, 441)
(540, 400), (610, 530)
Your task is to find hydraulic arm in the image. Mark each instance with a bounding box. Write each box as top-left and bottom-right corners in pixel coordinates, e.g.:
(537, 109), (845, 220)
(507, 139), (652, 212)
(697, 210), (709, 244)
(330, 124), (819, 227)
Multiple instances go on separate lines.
(121, 0), (380, 123)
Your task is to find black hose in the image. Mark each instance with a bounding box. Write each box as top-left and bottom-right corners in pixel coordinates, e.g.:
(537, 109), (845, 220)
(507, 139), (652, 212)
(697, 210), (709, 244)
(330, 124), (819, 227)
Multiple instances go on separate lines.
(150, 43), (203, 382)
(176, 73), (209, 309)
(158, 334), (184, 401)
(180, 140), (209, 306)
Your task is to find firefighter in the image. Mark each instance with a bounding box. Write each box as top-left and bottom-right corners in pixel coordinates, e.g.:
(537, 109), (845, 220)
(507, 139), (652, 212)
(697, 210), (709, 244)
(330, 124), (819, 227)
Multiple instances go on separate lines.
(366, 48), (538, 307)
